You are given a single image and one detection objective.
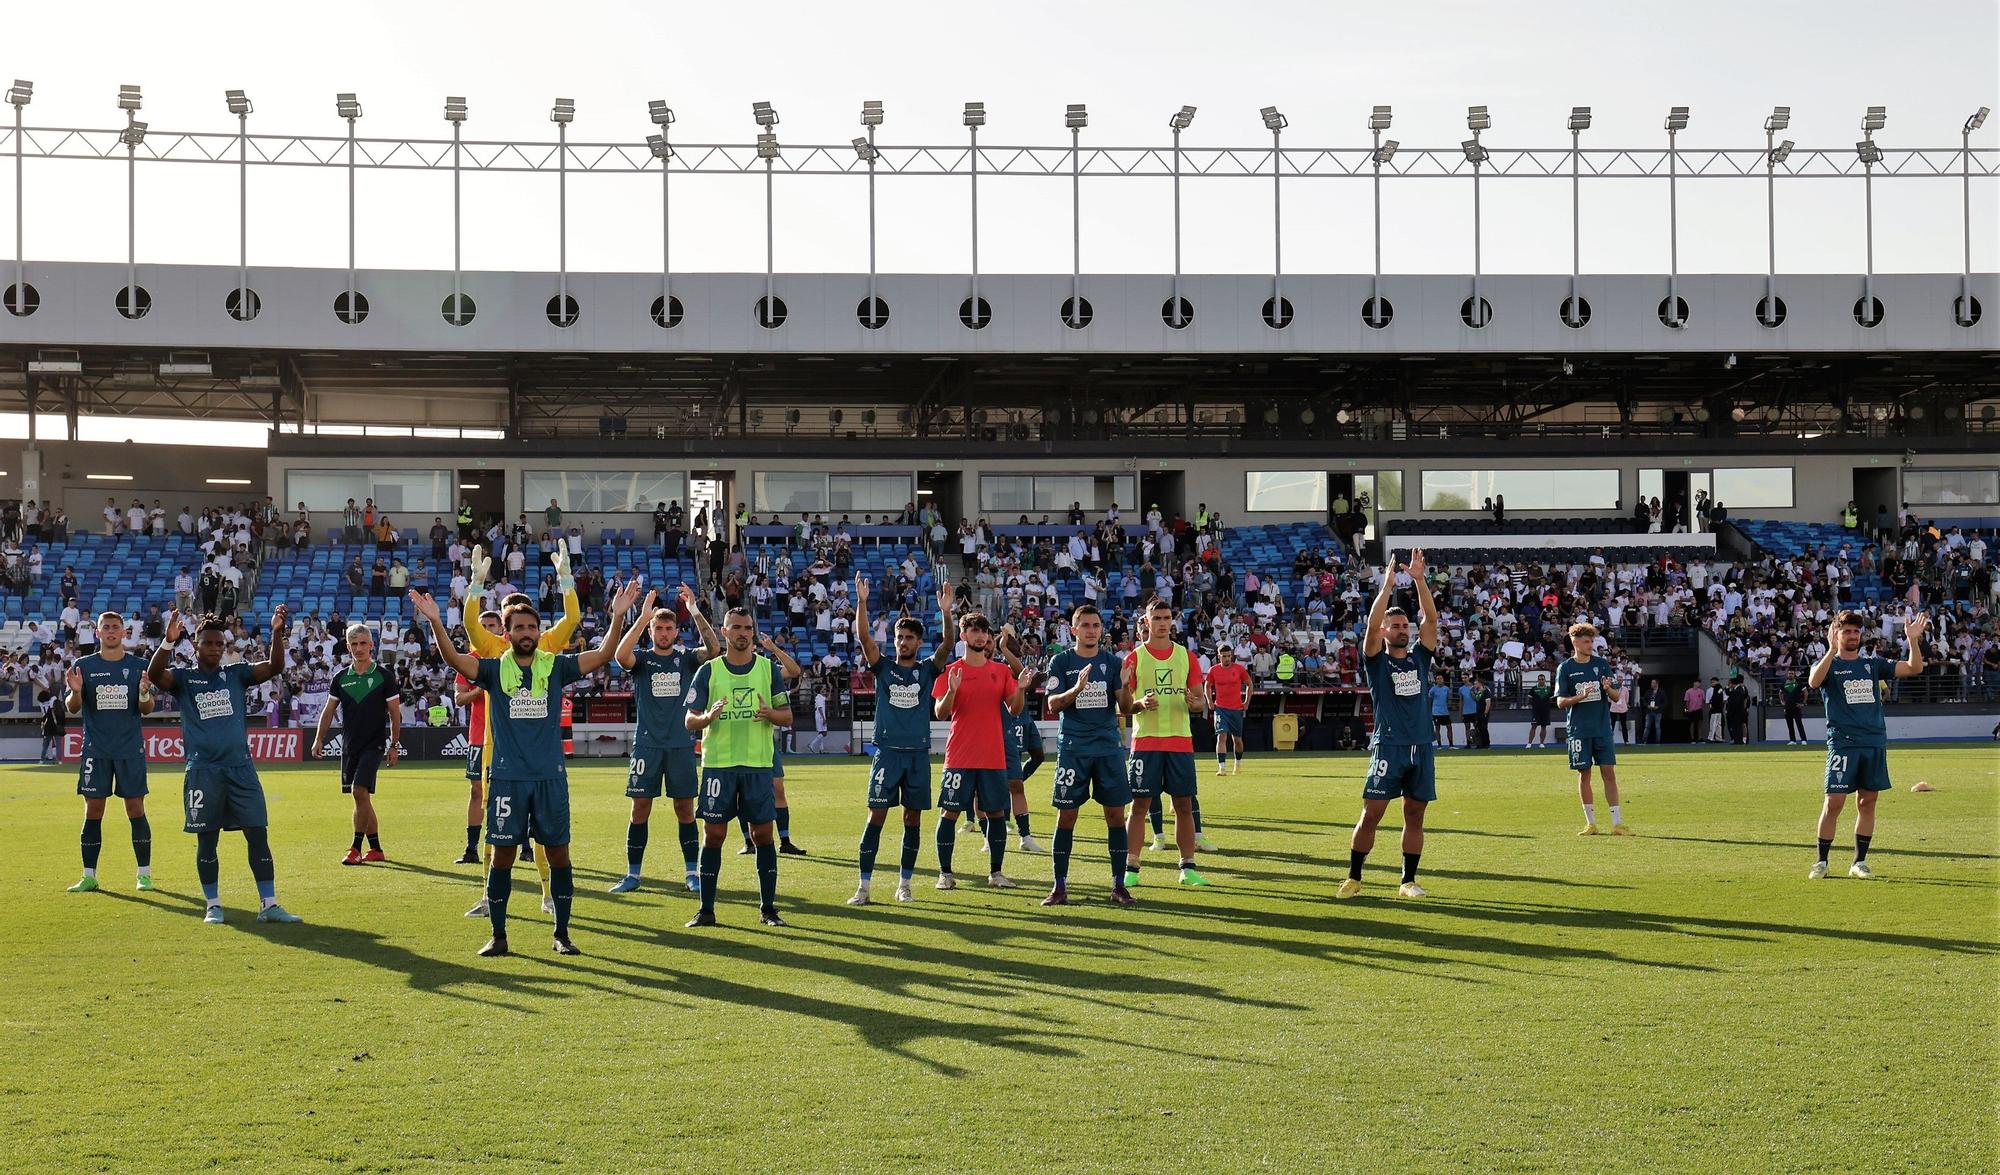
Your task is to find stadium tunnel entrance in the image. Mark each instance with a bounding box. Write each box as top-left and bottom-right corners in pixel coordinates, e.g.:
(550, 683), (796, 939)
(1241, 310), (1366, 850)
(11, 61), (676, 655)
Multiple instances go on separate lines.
(916, 469), (960, 525)
(457, 468), (504, 534)
(1138, 469), (1184, 528)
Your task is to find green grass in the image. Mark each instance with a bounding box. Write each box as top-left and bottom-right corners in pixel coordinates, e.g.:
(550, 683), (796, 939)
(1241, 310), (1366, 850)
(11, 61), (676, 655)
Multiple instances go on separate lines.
(5, 744), (1996, 1173)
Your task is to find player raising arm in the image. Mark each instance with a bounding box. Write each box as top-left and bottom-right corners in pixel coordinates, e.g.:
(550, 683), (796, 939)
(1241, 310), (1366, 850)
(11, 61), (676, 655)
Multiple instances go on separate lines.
(148, 607), (302, 925)
(1805, 610), (1925, 880)
(1340, 549), (1439, 901)
(847, 574), (954, 905)
(684, 608), (794, 928)
(607, 584), (719, 895)
(414, 580), (639, 957)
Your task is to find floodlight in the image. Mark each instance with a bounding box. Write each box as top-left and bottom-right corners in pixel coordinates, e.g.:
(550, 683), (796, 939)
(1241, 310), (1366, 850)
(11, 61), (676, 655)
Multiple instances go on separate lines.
(1461, 138), (1489, 164)
(1065, 104), (1088, 129)
(963, 101), (986, 127)
(1567, 106), (1591, 131)
(1665, 106), (1689, 132)
(1169, 105), (1195, 131)
(1770, 139), (1794, 164)
(1260, 106), (1287, 131)
(756, 133), (779, 159)
(860, 100), (883, 126)
(1967, 106), (1990, 133)
(1374, 139), (1399, 164)
(752, 101), (779, 127)
(852, 136), (879, 162)
(225, 89), (252, 116)
(1861, 105), (1886, 133)
(647, 134), (670, 159)
(549, 98), (575, 124)
(443, 96), (468, 123)
(1466, 105), (1490, 131)
(1368, 105), (1392, 131)
(648, 99), (675, 126)
(6, 80), (32, 107)
(116, 84), (142, 112)
(118, 120), (147, 147)
(1855, 139), (1883, 165)
(1764, 106), (1790, 132)
(336, 92), (361, 119)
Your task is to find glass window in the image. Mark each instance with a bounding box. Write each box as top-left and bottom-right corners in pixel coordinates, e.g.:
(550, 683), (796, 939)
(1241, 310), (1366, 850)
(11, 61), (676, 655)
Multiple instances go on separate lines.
(1711, 466), (1794, 509)
(286, 469), (453, 513)
(829, 474), (913, 514)
(1419, 469), (1620, 511)
(753, 472), (829, 515)
(979, 475), (1136, 514)
(1638, 468), (1663, 505)
(1245, 471), (1328, 512)
(1903, 469), (1999, 506)
(1375, 470), (1403, 512)
(523, 470), (685, 513)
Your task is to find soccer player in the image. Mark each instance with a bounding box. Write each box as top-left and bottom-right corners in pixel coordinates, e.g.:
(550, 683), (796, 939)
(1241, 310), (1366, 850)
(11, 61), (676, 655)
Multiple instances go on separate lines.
(1121, 597), (1211, 889)
(64, 611), (155, 893)
(1205, 643), (1252, 776)
(1337, 549), (1437, 901)
(607, 584), (719, 894)
(415, 579), (638, 956)
(1556, 622), (1628, 836)
(685, 607), (794, 927)
(147, 609), (302, 925)
(1806, 611), (1926, 880)
(460, 545), (577, 916)
(990, 628), (1044, 853)
(931, 612), (1032, 890)
(847, 573), (953, 905)
(1042, 603), (1138, 906)
(451, 610), (502, 869)
(311, 624), (401, 864)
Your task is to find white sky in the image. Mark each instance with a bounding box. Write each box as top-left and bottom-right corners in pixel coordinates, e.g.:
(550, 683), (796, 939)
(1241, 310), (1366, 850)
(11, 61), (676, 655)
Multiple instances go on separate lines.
(5, 0), (1997, 279)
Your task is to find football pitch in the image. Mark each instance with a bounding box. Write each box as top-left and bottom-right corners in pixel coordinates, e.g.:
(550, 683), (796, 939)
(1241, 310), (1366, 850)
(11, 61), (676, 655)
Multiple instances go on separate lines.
(5, 744), (1995, 1173)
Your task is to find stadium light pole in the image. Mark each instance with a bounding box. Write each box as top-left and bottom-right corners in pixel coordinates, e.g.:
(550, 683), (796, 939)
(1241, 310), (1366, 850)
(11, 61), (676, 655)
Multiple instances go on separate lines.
(964, 102), (985, 326)
(444, 97), (468, 324)
(1368, 105), (1393, 326)
(1169, 105), (1194, 327)
(1857, 105), (1885, 326)
(1066, 104), (1087, 327)
(336, 92), (362, 323)
(1565, 106), (1590, 327)
(551, 98), (575, 325)
(1262, 106), (1288, 324)
(8, 80), (30, 317)
(858, 99), (883, 327)
(754, 102), (780, 324)
(226, 90), (252, 319)
(1961, 106), (1990, 326)
(117, 85), (145, 315)
(1664, 106), (1688, 327)
(1464, 105), (1491, 327)
(647, 99), (674, 324)
(1762, 106), (1791, 327)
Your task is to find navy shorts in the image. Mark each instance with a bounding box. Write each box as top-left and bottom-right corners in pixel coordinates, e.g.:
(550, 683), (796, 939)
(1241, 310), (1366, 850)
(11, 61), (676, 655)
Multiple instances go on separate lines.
(627, 746), (699, 801)
(1214, 708), (1245, 738)
(487, 776), (571, 846)
(341, 745), (383, 794)
(1052, 749), (1132, 810)
(1825, 745), (1892, 795)
(869, 748), (932, 810)
(183, 763), (268, 833)
(939, 766), (1009, 814)
(1365, 744), (1437, 803)
(702, 767), (777, 825)
(464, 744), (483, 783)
(78, 755), (148, 800)
(1128, 750), (1198, 800)
(1003, 723), (1024, 782)
(1566, 733), (1616, 772)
